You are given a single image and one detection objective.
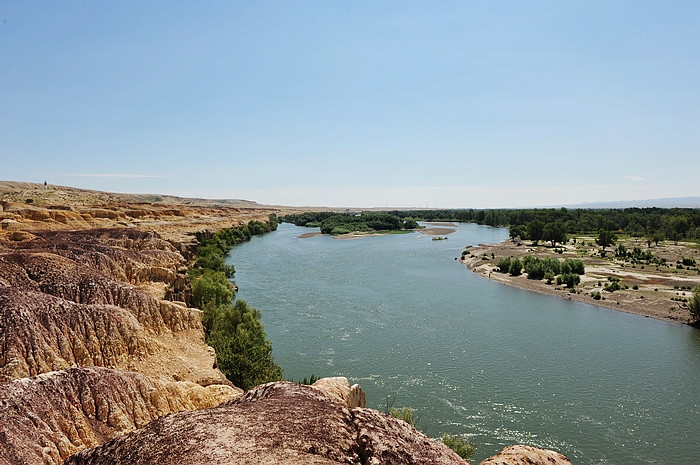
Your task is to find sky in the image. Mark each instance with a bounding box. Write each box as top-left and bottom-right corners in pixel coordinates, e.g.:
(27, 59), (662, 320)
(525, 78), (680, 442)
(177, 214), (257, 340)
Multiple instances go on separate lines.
(2, 1), (698, 208)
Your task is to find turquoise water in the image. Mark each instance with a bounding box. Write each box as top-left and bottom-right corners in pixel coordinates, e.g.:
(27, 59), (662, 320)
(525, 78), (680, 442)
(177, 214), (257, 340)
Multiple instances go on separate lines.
(227, 223), (700, 464)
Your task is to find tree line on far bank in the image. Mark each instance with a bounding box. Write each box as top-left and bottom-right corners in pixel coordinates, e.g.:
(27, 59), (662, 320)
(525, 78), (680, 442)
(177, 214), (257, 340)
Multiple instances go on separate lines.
(189, 215), (283, 390)
(389, 207), (700, 244)
(285, 207), (700, 244)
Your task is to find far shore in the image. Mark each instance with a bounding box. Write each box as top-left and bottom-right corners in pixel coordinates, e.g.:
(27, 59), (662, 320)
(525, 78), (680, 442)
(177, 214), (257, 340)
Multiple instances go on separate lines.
(461, 238), (699, 325)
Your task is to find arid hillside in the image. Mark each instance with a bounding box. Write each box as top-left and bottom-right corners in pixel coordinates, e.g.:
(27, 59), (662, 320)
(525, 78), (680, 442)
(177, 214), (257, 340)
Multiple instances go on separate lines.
(0, 180), (305, 246)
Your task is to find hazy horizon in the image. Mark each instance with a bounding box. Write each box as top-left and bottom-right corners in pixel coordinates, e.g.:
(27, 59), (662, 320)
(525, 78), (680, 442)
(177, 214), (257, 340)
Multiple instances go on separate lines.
(2, 2), (698, 208)
(4, 179), (699, 210)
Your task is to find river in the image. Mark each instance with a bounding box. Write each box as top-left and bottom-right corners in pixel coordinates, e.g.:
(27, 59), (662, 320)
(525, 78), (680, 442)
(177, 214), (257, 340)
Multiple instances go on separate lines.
(227, 222), (700, 464)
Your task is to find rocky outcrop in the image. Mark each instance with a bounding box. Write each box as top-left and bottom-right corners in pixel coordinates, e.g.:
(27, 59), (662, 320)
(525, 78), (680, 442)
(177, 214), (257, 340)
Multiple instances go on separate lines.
(0, 367), (238, 465)
(0, 230), (227, 384)
(312, 376), (367, 408)
(479, 444), (571, 465)
(64, 381), (468, 465)
(4, 228), (190, 292)
(0, 287), (154, 380)
(0, 226), (241, 463)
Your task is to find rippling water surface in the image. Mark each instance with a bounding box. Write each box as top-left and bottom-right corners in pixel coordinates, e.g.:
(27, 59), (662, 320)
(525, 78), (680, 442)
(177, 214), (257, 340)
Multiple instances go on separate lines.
(227, 223), (700, 464)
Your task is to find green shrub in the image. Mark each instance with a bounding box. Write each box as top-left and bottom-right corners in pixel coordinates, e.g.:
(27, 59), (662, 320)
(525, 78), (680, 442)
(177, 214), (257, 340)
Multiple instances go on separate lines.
(509, 258), (523, 276)
(688, 285), (700, 323)
(497, 257), (511, 273)
(298, 374), (319, 385)
(604, 276), (623, 292)
(545, 271), (555, 284)
(557, 273), (580, 288)
(191, 270), (234, 309)
(206, 299), (283, 390)
(389, 406), (416, 427)
(563, 258), (585, 275)
(441, 434), (476, 461)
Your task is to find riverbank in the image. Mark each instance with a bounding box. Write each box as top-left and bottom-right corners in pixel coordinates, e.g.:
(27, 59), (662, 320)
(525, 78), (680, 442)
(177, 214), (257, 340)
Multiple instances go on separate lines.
(461, 237), (700, 324)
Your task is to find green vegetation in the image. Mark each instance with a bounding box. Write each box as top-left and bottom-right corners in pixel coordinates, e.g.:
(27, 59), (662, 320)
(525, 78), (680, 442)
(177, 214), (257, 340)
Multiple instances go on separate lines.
(688, 285), (700, 324)
(557, 273), (580, 288)
(497, 257), (512, 273)
(440, 434), (477, 461)
(603, 276), (628, 293)
(282, 211), (418, 235)
(508, 258), (523, 276)
(596, 229), (616, 251)
(386, 403), (477, 460)
(543, 221), (567, 247)
(297, 374), (320, 385)
(389, 406), (416, 427)
(522, 256), (561, 279)
(205, 299), (283, 389)
(190, 217), (283, 390)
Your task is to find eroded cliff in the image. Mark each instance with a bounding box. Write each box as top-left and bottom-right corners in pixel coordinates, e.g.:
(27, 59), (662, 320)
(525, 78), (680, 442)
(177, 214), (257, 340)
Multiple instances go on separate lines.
(0, 227), (241, 463)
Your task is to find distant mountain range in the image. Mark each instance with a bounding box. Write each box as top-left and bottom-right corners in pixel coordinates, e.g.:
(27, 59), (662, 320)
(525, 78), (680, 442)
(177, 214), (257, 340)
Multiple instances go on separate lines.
(558, 196), (700, 209)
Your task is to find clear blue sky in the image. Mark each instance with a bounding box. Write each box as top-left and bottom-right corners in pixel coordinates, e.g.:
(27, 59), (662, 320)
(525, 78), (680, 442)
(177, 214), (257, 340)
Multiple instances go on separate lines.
(2, 1), (698, 208)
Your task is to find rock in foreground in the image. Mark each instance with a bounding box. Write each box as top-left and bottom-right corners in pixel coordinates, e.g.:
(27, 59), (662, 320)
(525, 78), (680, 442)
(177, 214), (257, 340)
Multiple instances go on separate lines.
(479, 444), (571, 465)
(65, 381), (467, 465)
(0, 367), (237, 465)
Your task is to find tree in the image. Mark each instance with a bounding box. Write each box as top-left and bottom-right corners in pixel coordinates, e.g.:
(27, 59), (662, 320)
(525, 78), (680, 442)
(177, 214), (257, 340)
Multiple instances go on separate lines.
(509, 225), (526, 242)
(403, 217), (420, 229)
(526, 220), (545, 245)
(543, 222), (567, 247)
(207, 299), (284, 390)
(509, 258), (523, 276)
(191, 270), (234, 309)
(497, 257), (511, 273)
(596, 229), (616, 251)
(688, 285), (700, 324)
(557, 273), (580, 288)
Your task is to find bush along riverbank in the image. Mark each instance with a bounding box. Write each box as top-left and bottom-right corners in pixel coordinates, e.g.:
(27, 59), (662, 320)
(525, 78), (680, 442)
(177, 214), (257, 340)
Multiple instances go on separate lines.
(189, 215), (284, 390)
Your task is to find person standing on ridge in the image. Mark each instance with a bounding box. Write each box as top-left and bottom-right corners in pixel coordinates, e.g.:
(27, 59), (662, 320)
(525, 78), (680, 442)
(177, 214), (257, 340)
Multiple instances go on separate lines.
(44, 180), (47, 190)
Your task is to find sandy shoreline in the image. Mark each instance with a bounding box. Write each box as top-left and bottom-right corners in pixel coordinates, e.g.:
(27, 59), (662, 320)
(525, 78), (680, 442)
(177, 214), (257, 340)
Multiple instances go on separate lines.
(460, 239), (699, 325)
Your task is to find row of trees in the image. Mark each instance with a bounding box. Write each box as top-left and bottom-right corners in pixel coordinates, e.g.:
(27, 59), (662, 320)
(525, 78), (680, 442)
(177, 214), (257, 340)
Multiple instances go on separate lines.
(190, 217), (284, 389)
(386, 207), (700, 243)
(508, 220), (568, 247)
(496, 255), (584, 287)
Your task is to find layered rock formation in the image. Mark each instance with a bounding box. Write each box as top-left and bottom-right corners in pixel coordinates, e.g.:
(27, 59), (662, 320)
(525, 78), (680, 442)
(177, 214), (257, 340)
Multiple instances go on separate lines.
(0, 367), (233, 464)
(0, 227), (241, 463)
(0, 181), (303, 247)
(0, 229), (230, 385)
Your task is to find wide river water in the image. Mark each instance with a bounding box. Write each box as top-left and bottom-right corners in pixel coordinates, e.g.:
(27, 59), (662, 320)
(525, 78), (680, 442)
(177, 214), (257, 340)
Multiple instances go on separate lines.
(227, 222), (700, 464)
